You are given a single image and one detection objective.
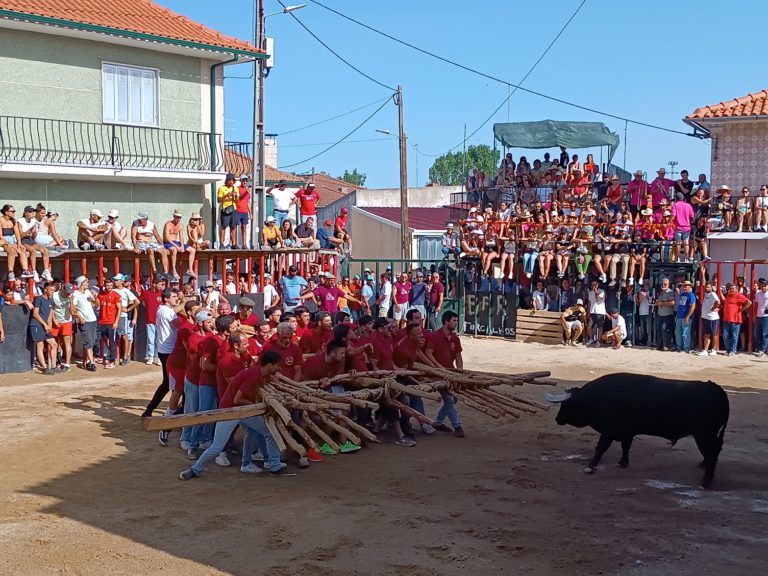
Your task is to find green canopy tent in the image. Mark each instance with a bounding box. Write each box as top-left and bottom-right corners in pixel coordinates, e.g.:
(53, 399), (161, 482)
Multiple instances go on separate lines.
(493, 120), (620, 163)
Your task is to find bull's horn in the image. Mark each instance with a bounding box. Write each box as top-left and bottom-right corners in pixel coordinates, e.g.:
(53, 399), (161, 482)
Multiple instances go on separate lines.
(544, 392), (571, 403)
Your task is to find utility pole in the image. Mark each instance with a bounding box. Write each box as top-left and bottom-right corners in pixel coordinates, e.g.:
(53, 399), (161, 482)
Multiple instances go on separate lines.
(251, 0), (266, 249)
(396, 85), (409, 261)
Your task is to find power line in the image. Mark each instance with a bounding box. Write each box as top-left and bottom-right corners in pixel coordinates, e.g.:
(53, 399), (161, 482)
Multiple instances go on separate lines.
(281, 137), (394, 148)
(278, 96), (394, 136)
(276, 0), (396, 92)
(307, 0), (691, 137)
(278, 95), (394, 169)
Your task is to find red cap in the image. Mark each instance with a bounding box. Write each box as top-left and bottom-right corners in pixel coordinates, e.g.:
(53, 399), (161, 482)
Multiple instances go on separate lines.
(341, 207), (349, 214)
(324, 219), (332, 226)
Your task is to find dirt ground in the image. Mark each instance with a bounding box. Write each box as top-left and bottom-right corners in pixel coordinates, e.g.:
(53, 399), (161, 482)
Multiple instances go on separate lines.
(0, 340), (767, 576)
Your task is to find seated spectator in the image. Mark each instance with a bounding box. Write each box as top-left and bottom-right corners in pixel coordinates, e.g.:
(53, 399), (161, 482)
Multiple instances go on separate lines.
(280, 219), (299, 247)
(77, 208), (107, 250)
(261, 216), (282, 249)
(601, 308), (627, 350)
(334, 208), (353, 254)
(294, 217), (320, 248)
(131, 211), (171, 276)
(18, 205), (52, 281)
(200, 279), (220, 311)
(755, 185), (768, 232)
(163, 209), (197, 278)
(734, 187), (753, 232)
(317, 219), (344, 252)
(34, 204), (66, 249)
(560, 298), (586, 345)
(186, 212), (211, 250)
(0, 204), (31, 280)
(102, 209), (130, 250)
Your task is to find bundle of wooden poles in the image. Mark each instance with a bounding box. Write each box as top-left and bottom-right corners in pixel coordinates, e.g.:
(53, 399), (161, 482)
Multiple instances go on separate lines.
(142, 367), (556, 454)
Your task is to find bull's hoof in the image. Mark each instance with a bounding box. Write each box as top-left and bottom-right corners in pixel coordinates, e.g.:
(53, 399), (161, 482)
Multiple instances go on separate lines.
(617, 461), (629, 468)
(701, 476), (713, 489)
(583, 466), (596, 474)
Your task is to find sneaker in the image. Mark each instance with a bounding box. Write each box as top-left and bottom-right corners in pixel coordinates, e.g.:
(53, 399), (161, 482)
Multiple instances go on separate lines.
(697, 350), (709, 357)
(628, 278), (634, 286)
(420, 423), (436, 435)
(339, 441), (362, 453)
(395, 437), (416, 447)
(42, 368), (55, 375)
(41, 269), (53, 282)
(186, 448), (197, 459)
(86, 363), (97, 372)
(33, 271), (40, 282)
(120, 358), (129, 366)
(757, 351), (765, 358)
(564, 339), (571, 347)
(21, 269), (34, 279)
(318, 443), (337, 456)
(153, 358), (162, 366)
(252, 450), (264, 461)
(708, 349), (717, 356)
(240, 463), (263, 474)
(525, 272), (532, 279)
(459, 252), (466, 258)
(199, 440), (213, 450)
(179, 468), (197, 481)
(454, 426), (466, 438)
(7, 272), (15, 281)
(306, 448), (325, 462)
(215, 452), (231, 467)
(145, 359), (154, 366)
(432, 422), (452, 432)
(578, 273), (585, 280)
(179, 440), (190, 451)
(60, 364), (71, 372)
(608, 279), (617, 287)
(158, 430), (169, 446)
(298, 456), (310, 468)
(599, 274), (607, 283)
(104, 362), (115, 369)
(726, 351), (735, 357)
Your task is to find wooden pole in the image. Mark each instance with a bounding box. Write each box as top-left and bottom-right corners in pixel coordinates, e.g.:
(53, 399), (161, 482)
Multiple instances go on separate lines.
(141, 403), (267, 431)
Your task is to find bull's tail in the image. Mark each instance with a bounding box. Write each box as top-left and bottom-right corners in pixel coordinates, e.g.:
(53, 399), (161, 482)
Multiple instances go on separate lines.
(715, 402), (729, 455)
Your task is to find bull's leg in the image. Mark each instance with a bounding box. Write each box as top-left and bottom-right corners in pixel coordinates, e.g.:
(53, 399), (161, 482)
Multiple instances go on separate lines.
(618, 438), (633, 468)
(585, 434), (613, 474)
(693, 433), (718, 488)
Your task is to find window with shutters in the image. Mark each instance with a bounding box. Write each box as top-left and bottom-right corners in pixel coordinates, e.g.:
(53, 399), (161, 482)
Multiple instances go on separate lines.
(102, 63), (159, 127)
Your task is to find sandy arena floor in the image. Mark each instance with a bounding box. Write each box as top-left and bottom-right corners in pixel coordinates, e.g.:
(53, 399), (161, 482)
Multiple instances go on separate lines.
(0, 340), (766, 576)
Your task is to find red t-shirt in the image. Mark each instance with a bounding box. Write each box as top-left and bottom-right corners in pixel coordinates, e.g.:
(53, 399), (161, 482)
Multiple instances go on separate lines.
(369, 331), (394, 370)
(722, 292), (749, 324)
(345, 343), (370, 372)
(263, 340), (304, 378)
(298, 190), (321, 216)
(139, 289), (162, 324)
(302, 353), (344, 380)
(199, 334), (226, 387)
(300, 327), (333, 354)
(427, 328), (462, 369)
(393, 335), (419, 369)
(429, 282), (445, 307)
(97, 290), (121, 325)
(220, 365), (265, 409)
(167, 319), (193, 369)
(247, 335), (266, 359)
(238, 311), (259, 328)
(334, 215), (348, 231)
(217, 349), (252, 399)
(295, 323), (313, 341)
(236, 188), (251, 213)
(394, 281), (412, 305)
(184, 331), (207, 385)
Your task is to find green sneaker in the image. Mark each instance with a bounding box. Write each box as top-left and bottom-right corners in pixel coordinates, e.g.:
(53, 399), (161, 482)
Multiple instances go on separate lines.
(318, 443), (337, 456)
(339, 441), (362, 453)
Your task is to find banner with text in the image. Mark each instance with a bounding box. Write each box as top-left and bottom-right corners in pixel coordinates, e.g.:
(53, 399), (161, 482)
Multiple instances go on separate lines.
(463, 291), (518, 338)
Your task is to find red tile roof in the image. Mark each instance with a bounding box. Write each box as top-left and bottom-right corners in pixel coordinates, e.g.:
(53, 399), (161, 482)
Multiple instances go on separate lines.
(687, 89), (768, 120)
(223, 148), (303, 185)
(361, 207), (454, 232)
(300, 173), (361, 208)
(0, 0), (261, 55)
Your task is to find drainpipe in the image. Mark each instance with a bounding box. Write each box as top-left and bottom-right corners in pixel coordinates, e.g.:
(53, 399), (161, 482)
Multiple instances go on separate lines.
(209, 55), (240, 240)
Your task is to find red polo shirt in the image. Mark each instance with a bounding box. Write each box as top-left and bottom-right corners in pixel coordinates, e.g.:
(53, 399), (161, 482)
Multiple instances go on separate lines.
(220, 365), (265, 409)
(263, 340), (304, 379)
(369, 331), (394, 370)
(302, 353), (344, 380)
(427, 328), (462, 369)
(217, 349), (252, 398)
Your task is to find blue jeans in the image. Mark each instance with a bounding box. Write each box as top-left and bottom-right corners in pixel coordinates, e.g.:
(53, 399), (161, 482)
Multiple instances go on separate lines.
(408, 394), (426, 415)
(180, 379), (199, 445)
(190, 416), (282, 474)
(95, 324), (116, 361)
(435, 390), (461, 428)
(273, 209), (290, 228)
(754, 316), (768, 353)
(190, 386), (218, 449)
(675, 317), (692, 352)
(655, 314), (673, 349)
(145, 323), (157, 361)
(722, 321), (741, 354)
(442, 246), (460, 257)
(523, 252), (538, 275)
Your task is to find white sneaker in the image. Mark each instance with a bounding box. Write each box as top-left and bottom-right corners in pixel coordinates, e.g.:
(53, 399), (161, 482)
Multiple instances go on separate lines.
(628, 278), (634, 286)
(145, 359), (153, 366)
(180, 440), (190, 451)
(41, 269), (53, 282)
(215, 452), (231, 466)
(708, 349), (717, 356)
(153, 358), (162, 366)
(240, 463), (262, 474)
(298, 456), (310, 468)
(757, 351), (765, 358)
(599, 274), (607, 283)
(420, 423), (436, 435)
(697, 350), (709, 356)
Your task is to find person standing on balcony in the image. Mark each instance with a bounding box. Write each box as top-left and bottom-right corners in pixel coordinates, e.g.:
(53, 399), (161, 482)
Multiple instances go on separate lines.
(266, 179), (297, 229)
(77, 208), (108, 251)
(235, 175), (252, 249)
(131, 211), (171, 278)
(216, 173), (238, 249)
(163, 209), (197, 279)
(298, 183), (321, 230)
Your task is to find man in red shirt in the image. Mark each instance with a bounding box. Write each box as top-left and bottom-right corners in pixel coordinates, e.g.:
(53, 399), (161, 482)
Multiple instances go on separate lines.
(217, 330), (252, 400)
(310, 274), (345, 314)
(263, 322), (303, 381)
(719, 282), (751, 356)
(180, 350), (288, 479)
(235, 175), (252, 249)
(427, 272), (445, 331)
(302, 338), (347, 384)
(334, 207), (352, 254)
(393, 272), (412, 329)
(183, 310), (216, 456)
(300, 311), (334, 354)
(332, 322), (371, 373)
(247, 319), (272, 358)
(298, 183), (321, 230)
(393, 322), (436, 435)
(139, 276), (164, 365)
(294, 306), (314, 342)
(369, 317), (395, 370)
(425, 311), (464, 437)
(237, 296), (259, 328)
(96, 277), (122, 369)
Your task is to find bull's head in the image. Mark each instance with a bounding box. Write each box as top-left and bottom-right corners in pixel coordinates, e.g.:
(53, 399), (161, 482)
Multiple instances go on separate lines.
(544, 387), (589, 427)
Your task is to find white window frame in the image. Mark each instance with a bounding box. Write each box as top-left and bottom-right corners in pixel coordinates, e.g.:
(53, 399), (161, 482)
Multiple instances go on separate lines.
(102, 62), (160, 127)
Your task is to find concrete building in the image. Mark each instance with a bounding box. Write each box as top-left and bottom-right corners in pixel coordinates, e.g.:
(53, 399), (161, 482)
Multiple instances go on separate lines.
(0, 0), (263, 242)
(685, 89), (768, 192)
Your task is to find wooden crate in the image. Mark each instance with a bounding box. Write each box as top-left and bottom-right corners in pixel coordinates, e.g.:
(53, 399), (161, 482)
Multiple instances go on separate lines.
(515, 309), (564, 345)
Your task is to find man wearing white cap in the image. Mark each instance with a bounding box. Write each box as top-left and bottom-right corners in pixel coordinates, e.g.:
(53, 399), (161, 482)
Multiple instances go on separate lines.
(103, 209), (130, 250)
(70, 275), (98, 371)
(163, 208), (197, 279)
(627, 170), (648, 217)
(131, 211), (170, 277)
(77, 208), (107, 250)
(441, 223), (460, 258)
(560, 298), (587, 346)
(649, 168), (675, 210)
(113, 274), (139, 366)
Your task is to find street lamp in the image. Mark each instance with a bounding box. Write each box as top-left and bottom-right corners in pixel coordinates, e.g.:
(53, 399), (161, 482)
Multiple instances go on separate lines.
(251, 1), (306, 248)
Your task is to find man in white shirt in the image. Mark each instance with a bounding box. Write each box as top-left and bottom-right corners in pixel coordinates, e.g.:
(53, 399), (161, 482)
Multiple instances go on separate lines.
(113, 274), (139, 366)
(754, 278), (768, 358)
(77, 208), (107, 251)
(376, 273), (393, 318)
(70, 275), (98, 371)
(587, 280), (606, 345)
(441, 223), (460, 258)
(698, 281), (721, 356)
(601, 308), (627, 350)
(266, 180), (296, 228)
(103, 209), (130, 249)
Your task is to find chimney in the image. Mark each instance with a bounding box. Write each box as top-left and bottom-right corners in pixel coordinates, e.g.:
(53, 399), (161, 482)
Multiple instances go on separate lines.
(265, 134), (278, 168)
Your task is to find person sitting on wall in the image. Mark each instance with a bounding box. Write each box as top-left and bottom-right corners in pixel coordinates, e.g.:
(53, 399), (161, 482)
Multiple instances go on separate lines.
(102, 209), (131, 250)
(295, 216), (320, 249)
(131, 211), (171, 278)
(163, 209), (197, 279)
(334, 207), (353, 254)
(77, 208), (108, 251)
(186, 212), (211, 251)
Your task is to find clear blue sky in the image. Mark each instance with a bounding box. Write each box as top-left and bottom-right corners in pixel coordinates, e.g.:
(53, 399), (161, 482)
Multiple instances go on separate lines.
(162, 0), (765, 188)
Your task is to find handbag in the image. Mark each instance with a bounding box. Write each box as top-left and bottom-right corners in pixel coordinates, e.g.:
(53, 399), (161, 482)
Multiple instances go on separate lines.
(221, 205), (235, 216)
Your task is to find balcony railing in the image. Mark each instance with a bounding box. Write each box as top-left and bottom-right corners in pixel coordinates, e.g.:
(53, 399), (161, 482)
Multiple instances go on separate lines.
(0, 116), (225, 172)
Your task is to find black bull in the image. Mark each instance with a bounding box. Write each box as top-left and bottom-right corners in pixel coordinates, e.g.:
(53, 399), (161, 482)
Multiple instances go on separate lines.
(546, 373), (729, 487)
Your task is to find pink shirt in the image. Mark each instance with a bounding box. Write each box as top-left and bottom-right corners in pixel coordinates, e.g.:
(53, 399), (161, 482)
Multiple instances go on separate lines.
(671, 201), (694, 232)
(627, 179), (649, 207)
(393, 281), (412, 305)
(649, 178), (675, 207)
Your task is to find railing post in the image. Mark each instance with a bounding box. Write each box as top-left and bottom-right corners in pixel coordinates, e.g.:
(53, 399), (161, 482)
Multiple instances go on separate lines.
(110, 124), (115, 167)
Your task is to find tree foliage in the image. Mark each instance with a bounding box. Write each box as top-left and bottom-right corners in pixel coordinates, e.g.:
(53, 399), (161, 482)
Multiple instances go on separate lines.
(338, 168), (367, 187)
(428, 145), (500, 186)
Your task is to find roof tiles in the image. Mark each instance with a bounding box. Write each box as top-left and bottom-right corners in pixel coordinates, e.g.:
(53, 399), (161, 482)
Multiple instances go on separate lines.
(0, 0), (260, 54)
(687, 89), (768, 120)
(361, 207), (454, 232)
(300, 173), (361, 208)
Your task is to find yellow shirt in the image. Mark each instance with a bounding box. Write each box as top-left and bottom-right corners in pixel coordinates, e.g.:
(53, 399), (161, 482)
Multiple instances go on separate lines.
(262, 225), (278, 241)
(217, 185), (236, 209)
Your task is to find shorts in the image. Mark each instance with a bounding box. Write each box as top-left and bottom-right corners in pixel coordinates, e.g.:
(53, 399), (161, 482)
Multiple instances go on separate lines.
(50, 322), (73, 338)
(674, 230), (691, 242)
(80, 321), (97, 349)
(169, 365), (186, 391)
(117, 316), (134, 340)
(21, 237), (36, 246)
(483, 246), (496, 254)
(702, 318), (719, 335)
(220, 209), (236, 229)
(30, 324), (53, 343)
(393, 304), (409, 321)
(565, 319), (582, 331)
(235, 211), (249, 226)
(378, 305), (390, 318)
(137, 240), (163, 252)
(163, 241), (189, 251)
(2, 234), (16, 245)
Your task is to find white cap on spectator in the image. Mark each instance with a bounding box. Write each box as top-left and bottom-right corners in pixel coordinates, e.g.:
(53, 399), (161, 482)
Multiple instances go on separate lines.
(266, 215), (276, 223)
(717, 184), (730, 191)
(469, 207), (478, 213)
(137, 211), (149, 219)
(90, 208), (103, 218)
(576, 298), (584, 305)
(108, 209), (119, 218)
(75, 275), (88, 288)
(472, 229), (484, 236)
(476, 215), (484, 222)
(446, 223), (454, 228)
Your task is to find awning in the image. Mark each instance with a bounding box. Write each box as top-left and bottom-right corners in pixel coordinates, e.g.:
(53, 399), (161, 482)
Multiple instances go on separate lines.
(493, 120), (620, 162)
